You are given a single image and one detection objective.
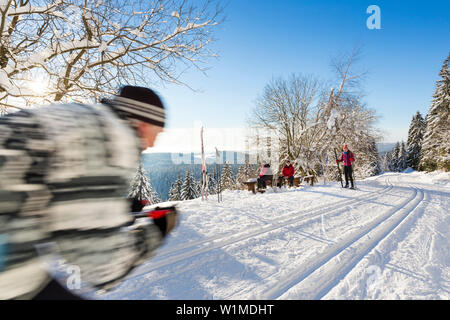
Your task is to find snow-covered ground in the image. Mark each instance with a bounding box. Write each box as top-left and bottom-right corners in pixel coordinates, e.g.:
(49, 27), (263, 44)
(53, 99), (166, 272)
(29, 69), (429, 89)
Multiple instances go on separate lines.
(90, 171), (449, 300)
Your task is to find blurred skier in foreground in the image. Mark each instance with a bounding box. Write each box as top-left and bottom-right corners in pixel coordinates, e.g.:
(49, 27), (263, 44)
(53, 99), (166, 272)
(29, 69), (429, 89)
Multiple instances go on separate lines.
(0, 86), (176, 299)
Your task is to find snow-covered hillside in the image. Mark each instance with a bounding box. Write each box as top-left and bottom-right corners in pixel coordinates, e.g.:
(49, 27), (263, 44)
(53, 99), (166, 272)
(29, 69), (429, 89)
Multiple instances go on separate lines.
(92, 171), (449, 300)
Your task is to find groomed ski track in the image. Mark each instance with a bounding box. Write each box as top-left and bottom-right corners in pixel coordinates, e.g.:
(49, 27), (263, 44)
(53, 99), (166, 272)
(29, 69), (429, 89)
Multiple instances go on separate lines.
(93, 173), (448, 300)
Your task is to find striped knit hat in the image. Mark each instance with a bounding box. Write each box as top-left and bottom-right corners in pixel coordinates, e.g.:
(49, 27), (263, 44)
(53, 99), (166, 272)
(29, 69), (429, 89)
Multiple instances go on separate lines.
(110, 86), (165, 127)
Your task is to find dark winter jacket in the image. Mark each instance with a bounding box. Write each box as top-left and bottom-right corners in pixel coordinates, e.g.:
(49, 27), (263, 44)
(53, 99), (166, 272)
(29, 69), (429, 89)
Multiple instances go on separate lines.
(340, 151), (355, 167)
(282, 165), (295, 177)
(0, 103), (162, 299)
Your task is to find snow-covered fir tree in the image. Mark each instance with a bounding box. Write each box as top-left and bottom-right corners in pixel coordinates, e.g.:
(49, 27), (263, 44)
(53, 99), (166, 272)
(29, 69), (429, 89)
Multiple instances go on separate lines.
(419, 53), (450, 171)
(237, 165), (246, 184)
(207, 173), (218, 195)
(406, 111), (426, 170)
(173, 175), (183, 200)
(195, 178), (203, 198)
(128, 163), (160, 204)
(399, 141), (407, 172)
(391, 142), (401, 172)
(168, 182), (177, 201)
(392, 141), (407, 172)
(357, 137), (380, 176)
(168, 175), (183, 201)
(380, 151), (393, 172)
(237, 160), (257, 185)
(220, 162), (236, 191)
(180, 170), (198, 200)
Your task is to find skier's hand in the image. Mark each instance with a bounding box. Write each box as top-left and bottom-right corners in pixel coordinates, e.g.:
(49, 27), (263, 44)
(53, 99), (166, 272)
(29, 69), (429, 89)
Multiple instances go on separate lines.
(129, 206), (178, 237)
(127, 206), (178, 271)
(146, 206), (178, 237)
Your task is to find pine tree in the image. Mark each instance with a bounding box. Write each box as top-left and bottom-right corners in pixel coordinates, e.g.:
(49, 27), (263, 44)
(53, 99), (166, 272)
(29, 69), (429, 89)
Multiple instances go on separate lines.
(168, 182), (177, 201)
(391, 142), (401, 172)
(237, 160), (255, 185)
(220, 161), (236, 191)
(128, 163), (160, 204)
(207, 173), (217, 195)
(168, 175), (183, 201)
(398, 141), (407, 172)
(180, 170), (198, 200)
(195, 178), (202, 198)
(237, 165), (246, 184)
(361, 138), (380, 176)
(175, 175), (183, 200)
(381, 151), (393, 172)
(419, 53), (450, 171)
(406, 111), (426, 170)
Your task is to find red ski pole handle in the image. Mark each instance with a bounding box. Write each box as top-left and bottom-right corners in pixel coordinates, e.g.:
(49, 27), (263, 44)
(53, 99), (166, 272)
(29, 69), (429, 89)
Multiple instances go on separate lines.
(145, 206), (178, 237)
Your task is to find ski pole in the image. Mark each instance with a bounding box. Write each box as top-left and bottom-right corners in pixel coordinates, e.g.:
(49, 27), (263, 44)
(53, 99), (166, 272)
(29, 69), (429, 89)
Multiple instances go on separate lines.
(334, 149), (344, 188)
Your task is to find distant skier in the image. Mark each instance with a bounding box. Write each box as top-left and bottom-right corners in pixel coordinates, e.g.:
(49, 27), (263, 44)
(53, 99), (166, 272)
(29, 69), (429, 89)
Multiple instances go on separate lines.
(279, 161), (295, 187)
(336, 144), (355, 189)
(0, 85), (177, 299)
(257, 162), (273, 190)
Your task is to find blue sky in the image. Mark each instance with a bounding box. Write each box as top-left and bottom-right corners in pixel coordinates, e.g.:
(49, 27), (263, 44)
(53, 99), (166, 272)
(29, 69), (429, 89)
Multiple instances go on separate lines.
(152, 0), (449, 145)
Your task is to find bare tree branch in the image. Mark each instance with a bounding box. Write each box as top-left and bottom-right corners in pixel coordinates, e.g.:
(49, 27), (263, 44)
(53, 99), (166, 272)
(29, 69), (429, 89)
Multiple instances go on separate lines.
(0, 0), (224, 108)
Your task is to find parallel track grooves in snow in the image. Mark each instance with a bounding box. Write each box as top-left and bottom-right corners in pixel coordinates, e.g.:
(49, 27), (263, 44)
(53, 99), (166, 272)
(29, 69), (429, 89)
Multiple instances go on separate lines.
(326, 184), (435, 299)
(157, 177), (392, 258)
(259, 184), (425, 300)
(123, 178), (395, 282)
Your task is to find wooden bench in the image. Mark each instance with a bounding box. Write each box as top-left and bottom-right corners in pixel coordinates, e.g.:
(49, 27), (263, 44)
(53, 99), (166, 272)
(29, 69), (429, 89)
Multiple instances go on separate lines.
(257, 177), (273, 193)
(303, 175), (315, 186)
(277, 176), (299, 187)
(244, 175), (308, 194)
(244, 176), (274, 194)
(243, 181), (257, 194)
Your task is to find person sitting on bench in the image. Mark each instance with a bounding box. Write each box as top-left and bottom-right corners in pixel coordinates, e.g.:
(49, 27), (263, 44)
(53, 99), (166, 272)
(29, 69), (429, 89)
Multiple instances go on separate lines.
(257, 162), (273, 190)
(279, 160), (295, 187)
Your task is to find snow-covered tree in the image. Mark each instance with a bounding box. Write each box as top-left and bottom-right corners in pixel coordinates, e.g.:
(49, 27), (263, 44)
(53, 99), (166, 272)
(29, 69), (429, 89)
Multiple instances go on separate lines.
(356, 137), (380, 176)
(398, 141), (407, 172)
(391, 142), (401, 172)
(406, 111), (426, 170)
(220, 161), (235, 191)
(250, 48), (380, 181)
(180, 170), (198, 200)
(250, 74), (327, 177)
(168, 175), (183, 201)
(380, 151), (393, 172)
(237, 165), (246, 184)
(237, 160), (257, 185)
(207, 173), (217, 195)
(195, 178), (203, 198)
(128, 163), (160, 204)
(168, 182), (177, 201)
(390, 141), (407, 172)
(419, 53), (450, 172)
(0, 0), (223, 111)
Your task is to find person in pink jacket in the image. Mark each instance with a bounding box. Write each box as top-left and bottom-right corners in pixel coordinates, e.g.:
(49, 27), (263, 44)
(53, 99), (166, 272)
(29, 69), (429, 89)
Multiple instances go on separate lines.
(257, 162), (273, 190)
(336, 144), (355, 189)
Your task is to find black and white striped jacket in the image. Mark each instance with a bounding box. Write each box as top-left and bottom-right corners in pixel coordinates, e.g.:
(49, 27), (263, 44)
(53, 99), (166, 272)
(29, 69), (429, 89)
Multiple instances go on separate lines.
(0, 103), (162, 299)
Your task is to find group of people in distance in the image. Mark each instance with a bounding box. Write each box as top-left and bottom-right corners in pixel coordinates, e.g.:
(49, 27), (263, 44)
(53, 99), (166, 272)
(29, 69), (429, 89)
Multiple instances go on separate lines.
(256, 160), (295, 190)
(256, 144), (355, 191)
